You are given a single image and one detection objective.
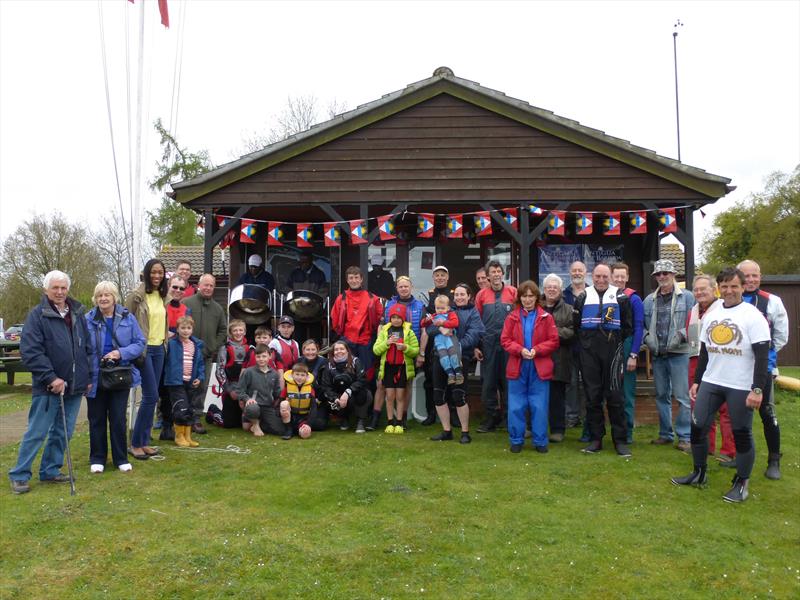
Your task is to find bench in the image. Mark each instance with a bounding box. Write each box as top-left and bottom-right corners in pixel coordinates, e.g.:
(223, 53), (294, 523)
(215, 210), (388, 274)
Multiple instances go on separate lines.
(0, 357), (28, 385)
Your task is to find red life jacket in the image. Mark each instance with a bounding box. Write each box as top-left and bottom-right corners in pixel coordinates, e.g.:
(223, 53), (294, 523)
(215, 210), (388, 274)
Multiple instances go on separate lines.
(224, 340), (255, 382)
(273, 337), (299, 369)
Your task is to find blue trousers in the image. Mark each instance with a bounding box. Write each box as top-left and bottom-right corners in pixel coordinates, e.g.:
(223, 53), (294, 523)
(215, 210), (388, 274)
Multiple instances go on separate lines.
(621, 336), (637, 442)
(9, 393), (82, 483)
(131, 344), (165, 448)
(507, 364), (550, 447)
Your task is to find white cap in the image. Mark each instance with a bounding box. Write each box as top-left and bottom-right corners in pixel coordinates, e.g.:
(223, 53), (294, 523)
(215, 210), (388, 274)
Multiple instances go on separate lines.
(432, 265), (448, 274)
(248, 255), (263, 267)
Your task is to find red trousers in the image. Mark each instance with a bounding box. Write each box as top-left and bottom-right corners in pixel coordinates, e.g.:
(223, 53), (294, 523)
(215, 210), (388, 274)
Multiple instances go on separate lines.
(689, 356), (735, 457)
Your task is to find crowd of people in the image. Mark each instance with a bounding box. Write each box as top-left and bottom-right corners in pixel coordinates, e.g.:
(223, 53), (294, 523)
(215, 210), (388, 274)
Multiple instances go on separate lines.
(7, 255), (789, 504)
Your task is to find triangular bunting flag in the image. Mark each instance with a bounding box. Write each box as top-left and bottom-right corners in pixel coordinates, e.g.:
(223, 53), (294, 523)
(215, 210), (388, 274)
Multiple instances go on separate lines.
(528, 204), (545, 216)
(474, 211), (492, 237)
(323, 223), (340, 247)
(377, 215), (396, 241)
(629, 211), (647, 235)
(503, 208), (519, 231)
(603, 212), (621, 236)
(659, 208), (677, 233)
(240, 219), (256, 244)
(417, 213), (434, 238)
(576, 212), (593, 235)
(349, 220), (368, 245)
(267, 222), (284, 246)
(548, 211), (566, 236)
(296, 223), (313, 247)
(446, 214), (463, 239)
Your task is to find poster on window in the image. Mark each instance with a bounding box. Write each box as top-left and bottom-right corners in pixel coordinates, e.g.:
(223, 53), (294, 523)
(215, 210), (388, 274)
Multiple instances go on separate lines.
(538, 244), (625, 287)
(584, 244), (624, 274)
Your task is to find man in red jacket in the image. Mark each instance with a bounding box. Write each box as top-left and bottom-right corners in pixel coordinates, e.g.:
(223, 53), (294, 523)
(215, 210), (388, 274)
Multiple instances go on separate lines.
(330, 266), (383, 380)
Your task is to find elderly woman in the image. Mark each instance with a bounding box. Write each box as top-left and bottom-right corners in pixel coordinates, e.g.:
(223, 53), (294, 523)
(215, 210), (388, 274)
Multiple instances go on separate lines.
(428, 283), (485, 444)
(85, 281), (146, 473)
(369, 275), (426, 431)
(125, 259), (169, 460)
(500, 280), (559, 454)
(541, 274), (575, 442)
(317, 341), (371, 433)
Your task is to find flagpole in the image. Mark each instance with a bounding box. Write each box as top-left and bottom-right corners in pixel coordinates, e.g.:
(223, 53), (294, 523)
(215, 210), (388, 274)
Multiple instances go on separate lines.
(132, 0), (146, 281)
(672, 19), (683, 162)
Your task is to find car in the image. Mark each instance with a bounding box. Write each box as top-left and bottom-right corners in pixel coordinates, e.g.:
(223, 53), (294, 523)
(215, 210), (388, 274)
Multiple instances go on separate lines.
(4, 325), (23, 341)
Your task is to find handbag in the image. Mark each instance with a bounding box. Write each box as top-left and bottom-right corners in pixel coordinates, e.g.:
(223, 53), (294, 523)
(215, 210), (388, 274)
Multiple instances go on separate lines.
(99, 361), (133, 391)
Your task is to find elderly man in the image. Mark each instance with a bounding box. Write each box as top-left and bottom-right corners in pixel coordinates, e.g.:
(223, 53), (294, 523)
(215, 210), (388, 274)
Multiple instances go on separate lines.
(182, 274), (227, 433)
(238, 254), (276, 293)
(738, 259), (790, 480)
(643, 259), (695, 452)
(9, 271), (92, 494)
(562, 261), (587, 431)
(572, 264), (633, 455)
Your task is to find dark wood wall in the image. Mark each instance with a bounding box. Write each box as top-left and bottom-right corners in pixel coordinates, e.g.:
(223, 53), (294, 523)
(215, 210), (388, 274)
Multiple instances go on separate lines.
(761, 277), (800, 367)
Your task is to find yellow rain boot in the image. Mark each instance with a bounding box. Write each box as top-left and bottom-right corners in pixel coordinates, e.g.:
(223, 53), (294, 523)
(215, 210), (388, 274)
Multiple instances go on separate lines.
(174, 425), (190, 448)
(185, 425), (200, 448)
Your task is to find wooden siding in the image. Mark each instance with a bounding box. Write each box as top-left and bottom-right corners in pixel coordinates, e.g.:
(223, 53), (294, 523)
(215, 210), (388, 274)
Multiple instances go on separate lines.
(186, 94), (712, 209)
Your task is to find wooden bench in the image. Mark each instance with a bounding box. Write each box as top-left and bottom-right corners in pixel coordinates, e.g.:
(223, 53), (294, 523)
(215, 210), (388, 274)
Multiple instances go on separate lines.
(0, 356), (28, 385)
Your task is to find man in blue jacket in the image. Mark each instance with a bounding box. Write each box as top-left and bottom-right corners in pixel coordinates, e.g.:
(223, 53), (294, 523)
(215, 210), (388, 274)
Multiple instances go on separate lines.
(9, 271), (92, 494)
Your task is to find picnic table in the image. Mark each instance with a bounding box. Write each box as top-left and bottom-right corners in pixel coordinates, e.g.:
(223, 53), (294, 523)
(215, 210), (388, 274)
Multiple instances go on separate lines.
(0, 340), (27, 385)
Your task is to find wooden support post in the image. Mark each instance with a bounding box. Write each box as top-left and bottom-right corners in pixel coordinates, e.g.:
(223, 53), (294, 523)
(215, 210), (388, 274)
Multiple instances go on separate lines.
(203, 209), (214, 274)
(519, 203), (530, 281)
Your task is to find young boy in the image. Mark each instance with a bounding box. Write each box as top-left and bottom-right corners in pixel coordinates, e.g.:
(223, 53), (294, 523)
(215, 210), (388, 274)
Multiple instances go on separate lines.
(236, 344), (283, 437)
(269, 316), (300, 372)
(254, 325), (285, 380)
(278, 362), (316, 440)
(421, 295), (463, 385)
(163, 316), (205, 447)
(217, 319), (256, 428)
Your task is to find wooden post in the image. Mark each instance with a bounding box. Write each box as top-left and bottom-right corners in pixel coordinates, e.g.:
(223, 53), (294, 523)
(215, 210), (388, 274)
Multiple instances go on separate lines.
(519, 203), (531, 281)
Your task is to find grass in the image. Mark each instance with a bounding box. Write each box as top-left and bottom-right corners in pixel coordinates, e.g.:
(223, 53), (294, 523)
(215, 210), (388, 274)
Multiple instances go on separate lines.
(0, 385), (798, 598)
(0, 372), (32, 416)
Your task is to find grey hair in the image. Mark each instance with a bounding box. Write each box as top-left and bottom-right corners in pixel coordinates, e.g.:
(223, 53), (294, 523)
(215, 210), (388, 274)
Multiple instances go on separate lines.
(43, 270), (71, 290)
(543, 273), (563, 289)
(692, 274), (716, 289)
(93, 281), (120, 305)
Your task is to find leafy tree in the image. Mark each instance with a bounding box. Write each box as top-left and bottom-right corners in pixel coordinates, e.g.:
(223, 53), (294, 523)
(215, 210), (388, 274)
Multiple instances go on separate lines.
(146, 118), (212, 252)
(701, 166), (800, 275)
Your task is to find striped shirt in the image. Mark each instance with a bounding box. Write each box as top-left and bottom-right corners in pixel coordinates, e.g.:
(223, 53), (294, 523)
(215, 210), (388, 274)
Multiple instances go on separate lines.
(181, 338), (195, 381)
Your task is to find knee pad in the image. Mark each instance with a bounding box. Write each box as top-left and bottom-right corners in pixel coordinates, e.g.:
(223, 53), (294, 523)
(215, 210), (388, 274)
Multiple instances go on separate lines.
(690, 424), (706, 445)
(243, 403), (261, 421)
(433, 390), (448, 407)
(451, 390), (467, 408)
(732, 428), (753, 453)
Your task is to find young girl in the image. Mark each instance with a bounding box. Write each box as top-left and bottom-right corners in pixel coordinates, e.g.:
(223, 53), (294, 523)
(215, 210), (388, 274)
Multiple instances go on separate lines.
(421, 295), (463, 385)
(278, 362), (316, 440)
(164, 316), (205, 448)
(373, 303), (419, 434)
(217, 319), (256, 428)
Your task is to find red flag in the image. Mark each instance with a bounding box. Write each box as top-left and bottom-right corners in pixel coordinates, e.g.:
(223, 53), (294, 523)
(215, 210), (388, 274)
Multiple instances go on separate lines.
(548, 211), (566, 236)
(576, 212), (593, 235)
(377, 215), (396, 241)
(629, 211), (647, 235)
(603, 212), (621, 236)
(349, 220), (368, 245)
(158, 0), (169, 27)
(474, 211), (492, 237)
(323, 223), (340, 247)
(268, 222), (284, 246)
(446, 214), (463, 239)
(240, 219), (256, 244)
(503, 208), (519, 231)
(659, 208), (677, 233)
(296, 223), (312, 248)
(417, 213), (434, 238)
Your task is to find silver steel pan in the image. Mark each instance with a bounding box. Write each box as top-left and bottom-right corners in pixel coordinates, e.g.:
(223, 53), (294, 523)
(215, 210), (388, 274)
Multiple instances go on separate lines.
(228, 284), (272, 324)
(283, 289), (326, 323)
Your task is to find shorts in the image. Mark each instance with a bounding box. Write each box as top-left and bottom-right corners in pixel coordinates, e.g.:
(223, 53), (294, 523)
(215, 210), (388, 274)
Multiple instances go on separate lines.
(382, 363), (408, 389)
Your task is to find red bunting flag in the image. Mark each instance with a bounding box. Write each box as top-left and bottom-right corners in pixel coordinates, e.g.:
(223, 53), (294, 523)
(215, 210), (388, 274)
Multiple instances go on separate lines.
(629, 211), (647, 235)
(240, 219), (256, 244)
(603, 212), (621, 236)
(267, 222), (284, 246)
(576, 212), (593, 235)
(548, 211), (566, 236)
(446, 214), (463, 239)
(296, 223), (312, 247)
(349, 220), (368, 245)
(659, 208), (677, 233)
(528, 204), (545, 216)
(417, 213), (434, 238)
(503, 208), (519, 231)
(377, 215), (396, 241)
(474, 211), (492, 237)
(323, 223), (340, 247)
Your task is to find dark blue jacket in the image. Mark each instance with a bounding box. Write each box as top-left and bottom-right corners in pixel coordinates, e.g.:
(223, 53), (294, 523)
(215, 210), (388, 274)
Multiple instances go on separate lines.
(426, 303), (485, 361)
(85, 304), (146, 398)
(21, 295), (92, 395)
(384, 295), (426, 339)
(163, 335), (206, 386)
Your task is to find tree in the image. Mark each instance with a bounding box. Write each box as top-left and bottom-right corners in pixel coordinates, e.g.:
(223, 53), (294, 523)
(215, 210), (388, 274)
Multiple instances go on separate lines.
(146, 118), (212, 252)
(701, 166), (800, 275)
(92, 211), (135, 298)
(0, 213), (106, 323)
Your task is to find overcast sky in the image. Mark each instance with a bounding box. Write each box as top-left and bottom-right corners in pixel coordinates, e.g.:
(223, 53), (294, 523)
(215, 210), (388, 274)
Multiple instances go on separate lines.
(1, 0), (798, 259)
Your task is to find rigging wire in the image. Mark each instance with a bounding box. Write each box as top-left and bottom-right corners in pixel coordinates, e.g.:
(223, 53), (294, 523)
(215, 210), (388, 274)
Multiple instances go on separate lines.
(172, 1), (188, 140)
(124, 0), (134, 243)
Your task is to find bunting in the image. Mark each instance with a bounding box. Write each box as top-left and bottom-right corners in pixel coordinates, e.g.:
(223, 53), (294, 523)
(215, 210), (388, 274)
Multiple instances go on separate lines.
(659, 208), (677, 233)
(576, 212), (593, 235)
(267, 222), (284, 246)
(474, 211), (492, 237)
(296, 223), (313, 247)
(377, 215), (396, 241)
(548, 211), (566, 236)
(629, 211), (647, 235)
(446, 214), (463, 238)
(417, 213), (434, 238)
(603, 212), (621, 236)
(240, 219), (256, 244)
(528, 205), (545, 216)
(349, 220), (368, 244)
(323, 223), (340, 247)
(504, 208), (519, 231)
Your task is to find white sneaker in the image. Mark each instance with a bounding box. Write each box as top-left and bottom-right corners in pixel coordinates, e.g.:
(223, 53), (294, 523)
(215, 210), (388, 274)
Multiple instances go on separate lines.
(118, 463), (133, 473)
(90, 464), (104, 474)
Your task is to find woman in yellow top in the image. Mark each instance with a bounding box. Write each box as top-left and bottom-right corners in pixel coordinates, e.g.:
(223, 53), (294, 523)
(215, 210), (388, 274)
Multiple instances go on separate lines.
(125, 259), (169, 460)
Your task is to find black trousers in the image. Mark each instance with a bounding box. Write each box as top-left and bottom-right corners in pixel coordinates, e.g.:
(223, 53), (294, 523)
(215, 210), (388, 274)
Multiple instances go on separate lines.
(481, 340), (508, 417)
(548, 380), (567, 434)
(88, 388), (130, 467)
(580, 333), (627, 445)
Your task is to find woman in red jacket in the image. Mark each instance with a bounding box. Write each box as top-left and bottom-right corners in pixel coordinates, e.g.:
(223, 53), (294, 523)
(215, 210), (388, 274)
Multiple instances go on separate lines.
(501, 280), (559, 454)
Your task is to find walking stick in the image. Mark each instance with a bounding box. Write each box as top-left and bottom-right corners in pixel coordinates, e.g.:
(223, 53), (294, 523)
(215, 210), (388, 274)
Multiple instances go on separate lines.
(59, 391), (76, 496)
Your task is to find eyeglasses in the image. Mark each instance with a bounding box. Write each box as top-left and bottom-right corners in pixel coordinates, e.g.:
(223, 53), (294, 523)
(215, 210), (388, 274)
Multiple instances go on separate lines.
(654, 272), (672, 277)
(171, 286), (186, 291)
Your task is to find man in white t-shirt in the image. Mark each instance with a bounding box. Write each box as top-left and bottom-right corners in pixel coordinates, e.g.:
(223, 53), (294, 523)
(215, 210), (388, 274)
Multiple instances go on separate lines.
(671, 267), (770, 503)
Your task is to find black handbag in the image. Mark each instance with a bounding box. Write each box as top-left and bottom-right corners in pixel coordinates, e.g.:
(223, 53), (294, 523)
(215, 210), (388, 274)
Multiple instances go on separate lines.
(99, 361), (133, 391)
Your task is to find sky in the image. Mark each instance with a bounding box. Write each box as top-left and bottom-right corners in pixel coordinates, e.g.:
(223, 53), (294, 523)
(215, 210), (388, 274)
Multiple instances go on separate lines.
(1, 0), (798, 260)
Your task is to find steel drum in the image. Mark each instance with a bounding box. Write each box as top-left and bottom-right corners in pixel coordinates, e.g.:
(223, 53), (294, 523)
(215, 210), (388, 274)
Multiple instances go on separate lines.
(228, 284), (272, 324)
(283, 289), (326, 323)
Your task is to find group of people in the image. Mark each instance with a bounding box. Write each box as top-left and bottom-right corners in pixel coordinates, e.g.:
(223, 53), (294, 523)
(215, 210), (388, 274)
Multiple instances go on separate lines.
(8, 254), (789, 504)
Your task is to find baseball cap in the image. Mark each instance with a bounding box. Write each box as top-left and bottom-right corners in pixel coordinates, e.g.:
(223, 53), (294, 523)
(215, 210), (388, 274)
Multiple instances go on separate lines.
(248, 255), (263, 267)
(432, 265), (448, 274)
(279, 315), (295, 326)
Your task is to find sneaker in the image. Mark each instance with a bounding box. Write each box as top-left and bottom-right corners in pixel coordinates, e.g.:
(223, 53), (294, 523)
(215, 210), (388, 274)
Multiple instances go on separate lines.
(394, 425), (404, 435)
(510, 444), (523, 453)
(535, 446), (548, 454)
(430, 430), (454, 441)
(651, 437), (672, 446)
(118, 463), (133, 473)
(676, 441), (691, 453)
(615, 443), (632, 457)
(671, 469), (708, 487)
(384, 425), (396, 434)
(548, 433), (565, 443)
(581, 441), (602, 454)
(355, 419), (366, 434)
(723, 475), (749, 503)
(454, 373), (465, 385)
(339, 419), (350, 431)
(90, 464), (104, 474)
(10, 480), (30, 494)
(460, 432), (472, 444)
(41, 473), (71, 484)
(447, 373), (456, 385)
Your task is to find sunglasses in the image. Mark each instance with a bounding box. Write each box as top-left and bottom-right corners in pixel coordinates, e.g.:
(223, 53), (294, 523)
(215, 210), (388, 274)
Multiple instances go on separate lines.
(654, 272), (672, 277)
(171, 285), (186, 291)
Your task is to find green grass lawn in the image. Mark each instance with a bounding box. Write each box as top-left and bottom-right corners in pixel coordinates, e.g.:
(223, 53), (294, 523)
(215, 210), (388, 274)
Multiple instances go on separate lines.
(0, 372), (32, 416)
(0, 385), (798, 598)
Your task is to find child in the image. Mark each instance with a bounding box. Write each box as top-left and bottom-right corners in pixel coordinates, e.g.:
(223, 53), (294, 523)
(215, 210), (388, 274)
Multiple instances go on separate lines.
(421, 295), (464, 385)
(254, 325), (285, 383)
(270, 315), (300, 372)
(373, 303), (419, 434)
(236, 344), (283, 437)
(217, 319), (256, 428)
(163, 316), (205, 448)
(278, 362), (316, 440)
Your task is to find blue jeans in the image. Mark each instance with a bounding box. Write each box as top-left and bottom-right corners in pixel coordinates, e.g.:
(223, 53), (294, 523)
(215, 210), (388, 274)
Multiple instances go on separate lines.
(131, 344), (165, 448)
(507, 363), (550, 447)
(8, 393), (82, 483)
(653, 353), (691, 442)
